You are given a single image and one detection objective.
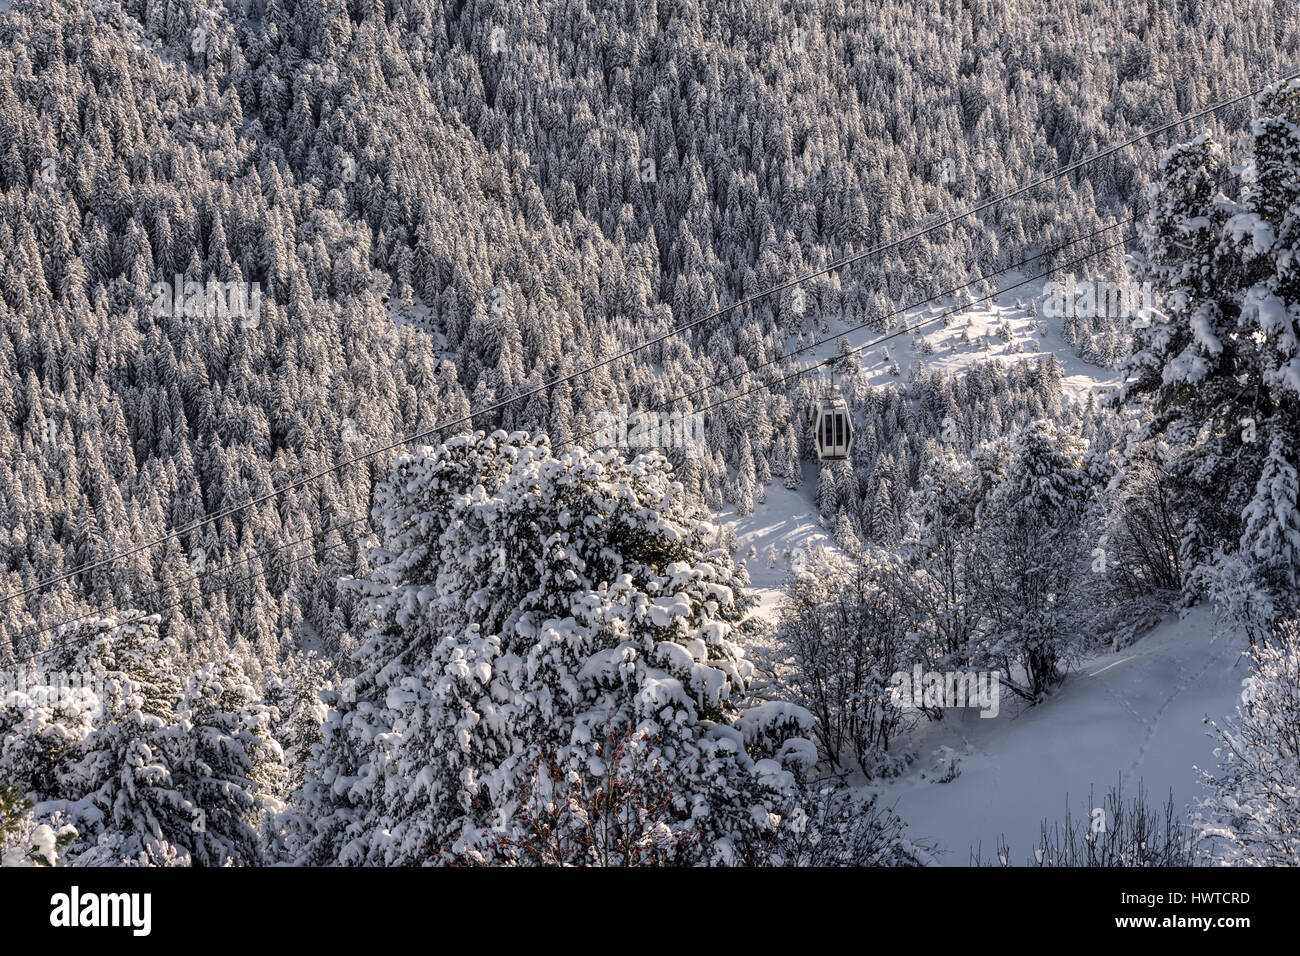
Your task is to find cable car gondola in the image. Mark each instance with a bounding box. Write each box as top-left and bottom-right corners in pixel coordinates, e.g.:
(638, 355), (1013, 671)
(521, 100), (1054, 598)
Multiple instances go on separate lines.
(814, 384), (853, 461)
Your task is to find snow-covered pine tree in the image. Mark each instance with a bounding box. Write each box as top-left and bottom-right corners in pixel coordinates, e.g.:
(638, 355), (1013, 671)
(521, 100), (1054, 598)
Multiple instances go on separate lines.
(300, 431), (868, 866)
(2, 614), (284, 866)
(35, 615), (194, 866)
(970, 420), (1095, 700)
(815, 465), (838, 517)
(168, 656), (283, 866)
(261, 651), (330, 798)
(1126, 80), (1300, 618)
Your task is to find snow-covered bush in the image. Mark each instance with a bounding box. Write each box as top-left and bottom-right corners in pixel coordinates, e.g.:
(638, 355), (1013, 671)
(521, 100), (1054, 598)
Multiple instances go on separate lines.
(466, 728), (925, 868)
(455, 726), (699, 867)
(1196, 619), (1300, 865)
(0, 786), (77, 867)
(985, 783), (1198, 867)
(772, 553), (914, 776)
(754, 786), (926, 867)
(301, 431), (916, 865)
(1192, 549), (1280, 648)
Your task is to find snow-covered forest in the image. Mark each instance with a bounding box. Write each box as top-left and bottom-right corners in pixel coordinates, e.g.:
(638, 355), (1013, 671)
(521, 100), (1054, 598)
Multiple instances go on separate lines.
(0, 0), (1298, 868)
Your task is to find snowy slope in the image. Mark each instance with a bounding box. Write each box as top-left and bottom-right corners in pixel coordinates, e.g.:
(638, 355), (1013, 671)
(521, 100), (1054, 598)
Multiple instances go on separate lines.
(725, 461), (841, 617)
(721, 278), (1246, 865)
(872, 607), (1249, 864)
(788, 271), (1122, 403)
(728, 488), (1249, 865)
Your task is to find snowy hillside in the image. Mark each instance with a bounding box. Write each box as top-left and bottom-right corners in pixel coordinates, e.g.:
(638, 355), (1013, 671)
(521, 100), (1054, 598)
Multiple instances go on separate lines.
(877, 607), (1250, 864)
(2, 0), (1299, 883)
(724, 270), (1285, 866)
(723, 280), (1236, 863)
(788, 272), (1123, 401)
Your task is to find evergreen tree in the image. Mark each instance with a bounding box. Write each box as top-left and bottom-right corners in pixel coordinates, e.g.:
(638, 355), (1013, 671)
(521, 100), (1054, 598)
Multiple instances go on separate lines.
(1126, 82), (1300, 617)
(303, 432), (830, 866)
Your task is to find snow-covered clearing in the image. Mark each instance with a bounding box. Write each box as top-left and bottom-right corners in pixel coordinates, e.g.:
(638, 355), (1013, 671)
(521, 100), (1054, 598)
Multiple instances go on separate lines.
(786, 270), (1123, 402)
(875, 607), (1248, 864)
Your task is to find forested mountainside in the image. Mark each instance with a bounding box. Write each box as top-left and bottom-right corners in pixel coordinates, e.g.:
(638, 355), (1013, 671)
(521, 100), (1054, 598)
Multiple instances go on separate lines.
(1, 0), (1300, 872)
(0, 0), (1296, 673)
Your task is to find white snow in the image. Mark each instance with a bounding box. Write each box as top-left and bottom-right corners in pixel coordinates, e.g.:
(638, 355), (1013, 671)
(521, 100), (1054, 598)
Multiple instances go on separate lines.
(786, 271), (1124, 404)
(728, 492), (1250, 864)
(722, 462), (840, 614)
(873, 607), (1248, 864)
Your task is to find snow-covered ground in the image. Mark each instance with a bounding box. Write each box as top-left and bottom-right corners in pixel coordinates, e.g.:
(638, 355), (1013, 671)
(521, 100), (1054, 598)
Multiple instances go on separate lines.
(726, 462), (840, 609)
(875, 607), (1249, 864)
(733, 513), (1248, 866)
(786, 270), (1123, 403)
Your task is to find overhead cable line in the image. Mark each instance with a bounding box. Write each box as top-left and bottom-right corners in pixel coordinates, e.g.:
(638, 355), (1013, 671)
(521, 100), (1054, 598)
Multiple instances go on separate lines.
(3, 72), (1287, 607)
(9, 229), (1136, 664)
